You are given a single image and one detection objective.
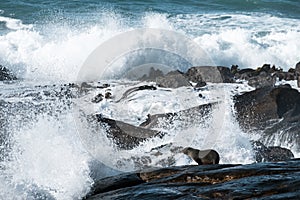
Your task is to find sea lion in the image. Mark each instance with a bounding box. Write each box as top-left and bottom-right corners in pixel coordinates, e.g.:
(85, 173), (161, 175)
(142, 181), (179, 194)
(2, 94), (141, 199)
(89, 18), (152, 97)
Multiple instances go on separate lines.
(182, 147), (220, 165)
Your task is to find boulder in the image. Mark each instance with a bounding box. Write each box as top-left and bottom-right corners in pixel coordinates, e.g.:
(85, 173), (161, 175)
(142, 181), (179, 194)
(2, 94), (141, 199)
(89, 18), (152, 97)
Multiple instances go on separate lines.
(156, 71), (191, 88)
(234, 68), (257, 80)
(185, 66), (234, 83)
(273, 71), (296, 81)
(247, 71), (276, 89)
(94, 115), (163, 150)
(234, 86), (300, 130)
(0, 65), (17, 81)
(251, 141), (294, 162)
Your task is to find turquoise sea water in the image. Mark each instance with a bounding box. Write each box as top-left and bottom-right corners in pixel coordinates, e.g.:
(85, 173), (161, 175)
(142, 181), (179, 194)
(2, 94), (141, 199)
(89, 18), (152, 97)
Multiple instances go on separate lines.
(0, 0), (299, 81)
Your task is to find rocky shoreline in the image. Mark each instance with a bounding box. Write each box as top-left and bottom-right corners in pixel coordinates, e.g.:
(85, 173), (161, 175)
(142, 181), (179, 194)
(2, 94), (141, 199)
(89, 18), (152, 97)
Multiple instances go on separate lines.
(1, 62), (300, 199)
(86, 159), (300, 199)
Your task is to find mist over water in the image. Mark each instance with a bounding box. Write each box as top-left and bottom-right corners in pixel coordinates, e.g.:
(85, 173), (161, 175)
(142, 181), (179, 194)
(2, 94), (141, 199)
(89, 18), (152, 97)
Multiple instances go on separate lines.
(0, 0), (299, 199)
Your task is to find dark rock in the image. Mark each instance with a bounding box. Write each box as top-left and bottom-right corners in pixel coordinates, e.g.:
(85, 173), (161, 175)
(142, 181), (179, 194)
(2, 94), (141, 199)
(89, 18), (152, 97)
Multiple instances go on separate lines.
(234, 87), (277, 129)
(259, 64), (271, 73)
(87, 173), (144, 198)
(247, 71), (276, 89)
(139, 67), (164, 82)
(296, 61), (300, 87)
(230, 65), (239, 74)
(234, 86), (300, 130)
(156, 71), (191, 88)
(85, 160), (300, 200)
(105, 92), (112, 99)
(139, 103), (214, 129)
(268, 146), (295, 161)
(288, 68), (296, 73)
(274, 71), (296, 81)
(94, 115), (163, 150)
(234, 68), (257, 80)
(195, 81), (207, 89)
(91, 94), (103, 103)
(0, 65), (17, 81)
(185, 66), (234, 83)
(251, 141), (294, 162)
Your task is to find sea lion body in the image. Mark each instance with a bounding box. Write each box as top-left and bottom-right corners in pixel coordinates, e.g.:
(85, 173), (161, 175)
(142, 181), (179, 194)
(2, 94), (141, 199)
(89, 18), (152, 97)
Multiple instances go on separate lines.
(182, 147), (220, 165)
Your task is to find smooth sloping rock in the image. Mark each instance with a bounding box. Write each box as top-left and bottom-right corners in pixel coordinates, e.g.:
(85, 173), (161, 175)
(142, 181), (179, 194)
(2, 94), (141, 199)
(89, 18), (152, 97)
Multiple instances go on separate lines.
(95, 115), (163, 150)
(86, 159), (300, 200)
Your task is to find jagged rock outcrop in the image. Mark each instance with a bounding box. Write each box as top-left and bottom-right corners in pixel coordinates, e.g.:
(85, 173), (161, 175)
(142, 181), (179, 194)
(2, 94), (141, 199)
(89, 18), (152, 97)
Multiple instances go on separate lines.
(0, 65), (17, 81)
(185, 66), (234, 83)
(156, 71), (191, 88)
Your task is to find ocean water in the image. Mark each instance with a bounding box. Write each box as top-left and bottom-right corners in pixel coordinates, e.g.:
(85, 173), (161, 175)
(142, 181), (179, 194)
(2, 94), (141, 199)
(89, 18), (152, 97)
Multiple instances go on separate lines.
(0, 0), (299, 81)
(0, 0), (299, 199)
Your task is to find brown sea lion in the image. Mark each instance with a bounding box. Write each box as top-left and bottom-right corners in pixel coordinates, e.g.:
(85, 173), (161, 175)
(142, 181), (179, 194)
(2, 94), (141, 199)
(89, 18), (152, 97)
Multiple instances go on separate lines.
(182, 147), (220, 165)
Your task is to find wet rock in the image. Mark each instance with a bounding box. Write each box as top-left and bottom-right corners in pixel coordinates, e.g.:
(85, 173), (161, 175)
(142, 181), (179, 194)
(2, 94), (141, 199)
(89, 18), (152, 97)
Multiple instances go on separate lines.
(85, 159), (300, 200)
(139, 67), (164, 81)
(251, 141), (294, 162)
(247, 71), (276, 89)
(234, 86), (300, 130)
(296, 61), (300, 87)
(259, 64), (271, 73)
(104, 92), (112, 99)
(116, 85), (156, 102)
(274, 71), (296, 81)
(139, 103), (214, 129)
(91, 94), (103, 103)
(185, 66), (234, 83)
(234, 68), (257, 80)
(0, 65), (17, 81)
(156, 71), (191, 88)
(94, 115), (163, 150)
(194, 81), (207, 89)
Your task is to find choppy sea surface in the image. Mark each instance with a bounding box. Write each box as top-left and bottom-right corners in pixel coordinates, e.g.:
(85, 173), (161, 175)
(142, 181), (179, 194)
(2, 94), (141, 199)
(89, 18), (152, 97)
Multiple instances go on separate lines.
(0, 0), (299, 199)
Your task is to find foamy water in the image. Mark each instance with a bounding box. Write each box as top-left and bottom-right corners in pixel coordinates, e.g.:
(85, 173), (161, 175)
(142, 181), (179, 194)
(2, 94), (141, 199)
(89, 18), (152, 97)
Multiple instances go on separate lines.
(0, 2), (299, 199)
(0, 12), (299, 81)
